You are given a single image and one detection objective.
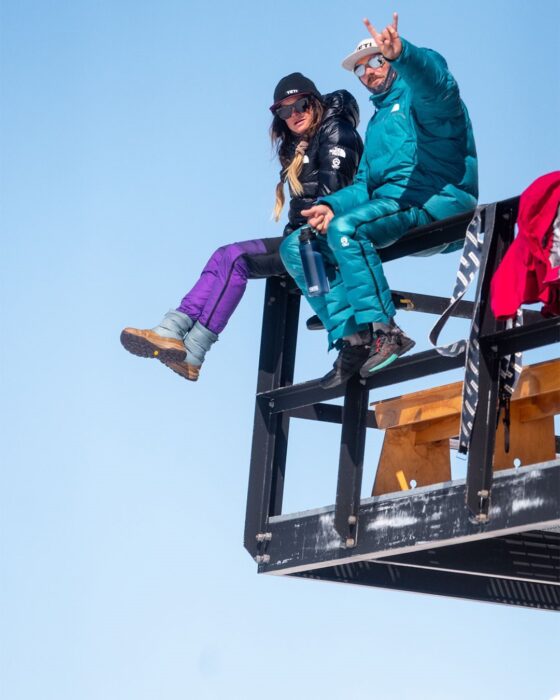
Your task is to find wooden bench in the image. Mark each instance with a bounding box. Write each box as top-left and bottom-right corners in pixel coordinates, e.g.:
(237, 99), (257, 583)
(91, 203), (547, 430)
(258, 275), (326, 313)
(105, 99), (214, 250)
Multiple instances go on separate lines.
(370, 358), (560, 496)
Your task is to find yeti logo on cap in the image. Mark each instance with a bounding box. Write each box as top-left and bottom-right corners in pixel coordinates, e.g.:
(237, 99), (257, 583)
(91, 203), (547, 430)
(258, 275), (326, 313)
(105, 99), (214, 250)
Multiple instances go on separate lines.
(357, 40), (375, 51)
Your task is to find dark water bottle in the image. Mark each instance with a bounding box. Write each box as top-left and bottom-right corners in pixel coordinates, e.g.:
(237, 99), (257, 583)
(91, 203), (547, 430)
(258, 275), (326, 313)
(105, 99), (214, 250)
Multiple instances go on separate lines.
(298, 225), (330, 297)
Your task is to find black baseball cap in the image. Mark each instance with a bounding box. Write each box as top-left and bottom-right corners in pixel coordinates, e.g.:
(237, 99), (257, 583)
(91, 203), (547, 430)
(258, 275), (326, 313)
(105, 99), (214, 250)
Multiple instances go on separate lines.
(270, 72), (321, 111)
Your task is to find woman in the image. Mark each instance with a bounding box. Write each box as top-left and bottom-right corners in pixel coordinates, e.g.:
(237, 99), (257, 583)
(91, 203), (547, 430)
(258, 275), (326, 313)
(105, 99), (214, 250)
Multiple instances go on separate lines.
(120, 72), (363, 380)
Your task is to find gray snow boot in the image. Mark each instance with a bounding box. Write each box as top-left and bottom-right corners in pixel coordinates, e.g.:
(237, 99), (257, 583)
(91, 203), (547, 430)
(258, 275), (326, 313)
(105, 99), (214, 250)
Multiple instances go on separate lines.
(120, 310), (194, 363)
(164, 321), (218, 382)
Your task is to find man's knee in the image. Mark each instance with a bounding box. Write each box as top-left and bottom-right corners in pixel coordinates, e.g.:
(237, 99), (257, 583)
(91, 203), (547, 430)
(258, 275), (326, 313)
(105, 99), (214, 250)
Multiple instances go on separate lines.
(327, 200), (409, 251)
(327, 214), (361, 253)
(279, 231), (301, 274)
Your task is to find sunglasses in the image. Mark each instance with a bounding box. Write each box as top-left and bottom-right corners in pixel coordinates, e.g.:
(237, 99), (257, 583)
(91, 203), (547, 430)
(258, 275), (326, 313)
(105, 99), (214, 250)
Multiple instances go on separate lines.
(353, 55), (386, 77)
(273, 96), (311, 120)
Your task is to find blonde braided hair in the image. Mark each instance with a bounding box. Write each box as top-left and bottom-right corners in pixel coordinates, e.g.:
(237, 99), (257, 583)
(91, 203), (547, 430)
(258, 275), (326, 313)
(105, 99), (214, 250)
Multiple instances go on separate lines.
(271, 96), (324, 221)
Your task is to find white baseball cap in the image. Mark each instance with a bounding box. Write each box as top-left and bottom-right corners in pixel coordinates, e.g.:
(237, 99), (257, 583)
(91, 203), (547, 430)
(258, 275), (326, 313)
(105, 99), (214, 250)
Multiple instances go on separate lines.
(341, 37), (381, 72)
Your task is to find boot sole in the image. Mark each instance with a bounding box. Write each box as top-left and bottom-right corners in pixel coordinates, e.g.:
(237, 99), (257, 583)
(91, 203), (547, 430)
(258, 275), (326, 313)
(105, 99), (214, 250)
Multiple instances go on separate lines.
(164, 360), (200, 382)
(359, 338), (416, 377)
(320, 371), (347, 390)
(320, 372), (360, 390)
(320, 347), (371, 389)
(120, 328), (186, 363)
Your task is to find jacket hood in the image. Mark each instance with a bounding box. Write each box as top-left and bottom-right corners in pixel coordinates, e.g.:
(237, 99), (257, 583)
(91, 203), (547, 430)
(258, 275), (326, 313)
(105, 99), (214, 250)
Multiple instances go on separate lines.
(322, 89), (360, 128)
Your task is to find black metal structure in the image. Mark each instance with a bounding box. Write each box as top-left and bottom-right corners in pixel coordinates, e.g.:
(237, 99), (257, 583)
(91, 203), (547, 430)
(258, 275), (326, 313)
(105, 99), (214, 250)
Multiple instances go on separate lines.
(244, 198), (560, 610)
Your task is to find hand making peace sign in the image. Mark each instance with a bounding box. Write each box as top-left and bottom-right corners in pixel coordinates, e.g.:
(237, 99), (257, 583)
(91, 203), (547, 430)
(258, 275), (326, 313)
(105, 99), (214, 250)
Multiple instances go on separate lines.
(363, 12), (402, 61)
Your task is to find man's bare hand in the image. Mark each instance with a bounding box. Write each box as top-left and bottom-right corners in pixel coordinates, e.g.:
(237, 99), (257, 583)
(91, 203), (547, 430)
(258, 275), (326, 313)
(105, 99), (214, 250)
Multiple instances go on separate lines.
(301, 204), (334, 233)
(363, 12), (402, 61)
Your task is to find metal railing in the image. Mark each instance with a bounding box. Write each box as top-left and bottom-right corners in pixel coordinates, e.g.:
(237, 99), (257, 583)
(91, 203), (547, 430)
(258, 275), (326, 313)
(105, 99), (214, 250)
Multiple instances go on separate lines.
(244, 197), (560, 559)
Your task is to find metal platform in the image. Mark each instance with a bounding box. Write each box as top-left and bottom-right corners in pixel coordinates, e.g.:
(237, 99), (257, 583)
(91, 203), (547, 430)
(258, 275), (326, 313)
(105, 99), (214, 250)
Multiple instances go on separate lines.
(244, 198), (560, 610)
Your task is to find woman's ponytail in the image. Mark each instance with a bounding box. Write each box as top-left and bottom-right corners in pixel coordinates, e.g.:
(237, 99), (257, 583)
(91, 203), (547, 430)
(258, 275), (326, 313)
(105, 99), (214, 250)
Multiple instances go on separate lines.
(273, 179), (286, 222)
(273, 139), (308, 221)
(285, 139), (309, 197)
(270, 95), (324, 222)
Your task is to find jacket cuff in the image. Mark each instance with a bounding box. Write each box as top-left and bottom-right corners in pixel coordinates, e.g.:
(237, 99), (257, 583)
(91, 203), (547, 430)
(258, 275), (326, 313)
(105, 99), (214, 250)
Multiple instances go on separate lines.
(316, 198), (336, 213)
(390, 37), (409, 66)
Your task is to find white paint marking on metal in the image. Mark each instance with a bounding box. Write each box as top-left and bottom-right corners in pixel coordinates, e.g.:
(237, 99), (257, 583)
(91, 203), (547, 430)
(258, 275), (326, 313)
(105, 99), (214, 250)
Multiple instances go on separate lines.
(511, 497), (545, 514)
(367, 515), (418, 530)
(316, 513), (343, 551)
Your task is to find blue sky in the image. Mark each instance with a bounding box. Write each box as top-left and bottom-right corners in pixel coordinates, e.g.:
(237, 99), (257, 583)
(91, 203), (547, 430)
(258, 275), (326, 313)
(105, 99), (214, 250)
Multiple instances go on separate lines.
(1, 1), (559, 699)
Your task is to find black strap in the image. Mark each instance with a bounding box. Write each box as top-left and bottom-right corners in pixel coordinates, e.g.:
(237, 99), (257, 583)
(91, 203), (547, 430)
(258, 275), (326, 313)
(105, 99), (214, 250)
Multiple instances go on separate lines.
(497, 393), (512, 454)
(429, 205), (522, 454)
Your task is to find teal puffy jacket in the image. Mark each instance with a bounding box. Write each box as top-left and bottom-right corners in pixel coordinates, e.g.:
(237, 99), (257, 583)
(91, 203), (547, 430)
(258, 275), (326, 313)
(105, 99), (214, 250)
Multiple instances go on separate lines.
(322, 38), (478, 226)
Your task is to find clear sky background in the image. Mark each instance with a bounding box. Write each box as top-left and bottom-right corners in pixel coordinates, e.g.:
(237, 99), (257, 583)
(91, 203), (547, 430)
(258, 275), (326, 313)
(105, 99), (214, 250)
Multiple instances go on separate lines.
(1, 1), (560, 699)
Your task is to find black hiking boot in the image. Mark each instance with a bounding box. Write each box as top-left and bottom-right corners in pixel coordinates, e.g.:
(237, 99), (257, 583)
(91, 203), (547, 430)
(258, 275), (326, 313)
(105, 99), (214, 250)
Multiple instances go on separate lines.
(320, 331), (372, 389)
(359, 329), (415, 378)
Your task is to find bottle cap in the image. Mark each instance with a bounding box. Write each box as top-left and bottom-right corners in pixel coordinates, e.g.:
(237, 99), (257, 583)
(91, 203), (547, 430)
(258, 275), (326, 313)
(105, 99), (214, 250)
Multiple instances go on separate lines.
(298, 225), (316, 243)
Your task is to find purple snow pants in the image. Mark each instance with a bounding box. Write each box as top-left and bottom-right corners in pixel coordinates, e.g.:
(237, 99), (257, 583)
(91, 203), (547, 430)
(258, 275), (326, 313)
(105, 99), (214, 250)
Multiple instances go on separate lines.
(177, 237), (285, 334)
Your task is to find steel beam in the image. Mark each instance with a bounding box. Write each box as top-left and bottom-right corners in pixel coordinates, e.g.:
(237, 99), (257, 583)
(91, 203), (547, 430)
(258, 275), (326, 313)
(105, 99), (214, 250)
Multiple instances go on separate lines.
(244, 277), (300, 557)
(287, 403), (378, 429)
(378, 209), (474, 261)
(292, 553), (560, 610)
(377, 529), (560, 584)
(260, 348), (466, 415)
(482, 316), (560, 356)
(334, 376), (370, 544)
(258, 461), (560, 575)
(466, 201), (516, 519)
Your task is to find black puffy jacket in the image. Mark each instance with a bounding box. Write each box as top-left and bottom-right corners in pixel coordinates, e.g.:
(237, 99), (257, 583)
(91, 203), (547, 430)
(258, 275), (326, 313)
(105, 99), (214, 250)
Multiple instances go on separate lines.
(283, 90), (364, 236)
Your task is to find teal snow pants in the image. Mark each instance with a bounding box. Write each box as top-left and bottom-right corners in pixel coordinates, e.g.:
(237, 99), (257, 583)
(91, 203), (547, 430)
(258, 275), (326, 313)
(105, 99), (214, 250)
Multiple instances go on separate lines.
(280, 198), (432, 348)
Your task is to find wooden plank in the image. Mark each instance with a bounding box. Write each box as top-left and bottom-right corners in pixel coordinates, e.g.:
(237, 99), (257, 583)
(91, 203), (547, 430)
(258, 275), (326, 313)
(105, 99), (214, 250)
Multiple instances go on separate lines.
(373, 381), (462, 429)
(494, 405), (557, 470)
(511, 359), (560, 400)
(413, 414), (461, 445)
(411, 403), (557, 470)
(372, 427), (451, 496)
(370, 359), (560, 495)
(516, 390), (560, 422)
(372, 358), (560, 430)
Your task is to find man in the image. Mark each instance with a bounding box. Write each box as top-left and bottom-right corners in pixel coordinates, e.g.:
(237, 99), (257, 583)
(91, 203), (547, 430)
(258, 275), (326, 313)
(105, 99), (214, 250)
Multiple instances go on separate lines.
(280, 13), (478, 388)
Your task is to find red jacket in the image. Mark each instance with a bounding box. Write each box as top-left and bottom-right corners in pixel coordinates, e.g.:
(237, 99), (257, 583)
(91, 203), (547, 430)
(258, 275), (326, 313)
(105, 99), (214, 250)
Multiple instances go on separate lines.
(491, 171), (560, 319)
